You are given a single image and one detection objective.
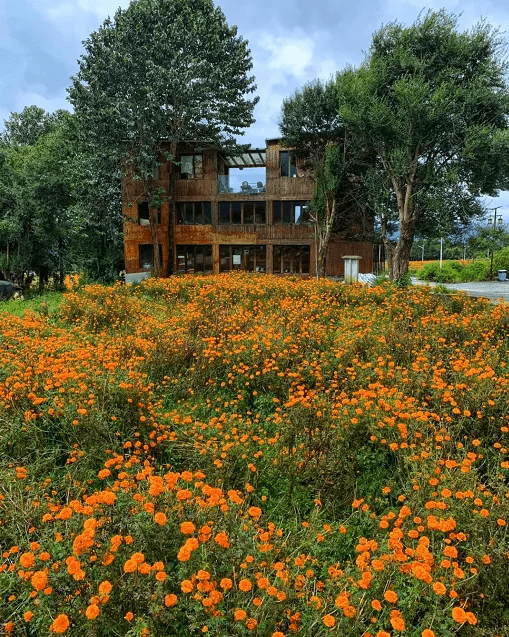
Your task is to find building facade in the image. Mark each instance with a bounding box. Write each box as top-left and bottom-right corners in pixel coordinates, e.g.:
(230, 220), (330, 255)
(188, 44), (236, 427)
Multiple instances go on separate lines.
(123, 139), (374, 277)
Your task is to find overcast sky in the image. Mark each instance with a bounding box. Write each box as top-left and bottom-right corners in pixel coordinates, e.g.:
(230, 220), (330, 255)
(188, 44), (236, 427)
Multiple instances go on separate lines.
(2, 0), (509, 221)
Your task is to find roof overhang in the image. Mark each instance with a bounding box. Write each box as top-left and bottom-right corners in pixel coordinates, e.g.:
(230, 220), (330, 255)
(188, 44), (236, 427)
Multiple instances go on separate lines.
(221, 149), (266, 168)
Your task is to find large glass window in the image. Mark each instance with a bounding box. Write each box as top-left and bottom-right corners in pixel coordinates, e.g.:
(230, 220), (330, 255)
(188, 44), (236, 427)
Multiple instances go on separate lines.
(219, 202), (265, 225)
(219, 245), (266, 272)
(177, 202), (212, 224)
(179, 154), (203, 180)
(176, 245), (213, 273)
(280, 151), (297, 178)
(139, 244), (163, 270)
(273, 202), (310, 224)
(273, 245), (310, 274)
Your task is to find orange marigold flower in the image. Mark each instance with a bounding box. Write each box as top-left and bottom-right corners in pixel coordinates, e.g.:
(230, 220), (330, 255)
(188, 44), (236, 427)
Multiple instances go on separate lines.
(23, 611), (34, 622)
(31, 570), (48, 591)
(246, 618), (258, 630)
(98, 581), (112, 596)
(452, 607), (467, 623)
(86, 604), (100, 620)
(390, 616), (406, 631)
(220, 578), (233, 590)
(214, 532), (230, 548)
(247, 506), (262, 520)
(272, 633), (285, 637)
(239, 578), (252, 592)
(19, 552), (35, 568)
(154, 512), (167, 526)
(371, 599), (382, 611)
(181, 579), (194, 593)
(125, 612), (134, 621)
(49, 614), (70, 633)
(156, 571), (166, 582)
(432, 581), (446, 595)
(323, 614), (336, 628)
(180, 521), (196, 535)
(465, 612), (477, 625)
(234, 609), (247, 621)
(422, 631), (435, 637)
(384, 590), (398, 603)
(165, 594), (178, 607)
(123, 559), (137, 573)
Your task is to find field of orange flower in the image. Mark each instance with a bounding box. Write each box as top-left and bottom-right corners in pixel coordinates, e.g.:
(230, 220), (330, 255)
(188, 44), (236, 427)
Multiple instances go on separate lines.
(1, 273), (509, 636)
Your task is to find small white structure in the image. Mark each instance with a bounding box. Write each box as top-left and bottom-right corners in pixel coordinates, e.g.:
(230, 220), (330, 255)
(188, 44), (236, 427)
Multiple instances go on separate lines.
(342, 255), (362, 284)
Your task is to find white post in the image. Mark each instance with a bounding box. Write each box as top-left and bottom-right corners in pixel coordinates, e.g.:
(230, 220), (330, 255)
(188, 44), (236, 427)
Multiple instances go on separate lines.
(440, 237), (443, 269)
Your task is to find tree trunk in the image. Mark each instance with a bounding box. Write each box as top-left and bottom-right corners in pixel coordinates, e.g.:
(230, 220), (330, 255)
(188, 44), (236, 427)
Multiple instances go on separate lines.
(166, 141), (177, 277)
(149, 206), (161, 276)
(315, 194), (336, 278)
(383, 217), (414, 281)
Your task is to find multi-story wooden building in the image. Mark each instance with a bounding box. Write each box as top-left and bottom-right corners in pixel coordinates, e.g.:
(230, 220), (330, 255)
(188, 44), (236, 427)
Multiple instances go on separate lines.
(123, 139), (374, 277)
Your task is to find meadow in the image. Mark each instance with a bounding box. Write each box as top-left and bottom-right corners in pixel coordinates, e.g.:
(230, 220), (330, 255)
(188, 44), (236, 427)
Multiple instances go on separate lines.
(1, 273), (508, 637)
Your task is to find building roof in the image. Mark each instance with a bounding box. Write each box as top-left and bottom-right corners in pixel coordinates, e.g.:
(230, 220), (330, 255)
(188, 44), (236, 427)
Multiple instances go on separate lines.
(222, 149), (266, 168)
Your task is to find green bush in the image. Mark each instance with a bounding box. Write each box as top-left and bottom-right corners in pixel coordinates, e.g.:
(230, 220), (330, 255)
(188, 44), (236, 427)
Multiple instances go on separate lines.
(460, 260), (490, 282)
(492, 247), (509, 274)
(419, 261), (462, 283)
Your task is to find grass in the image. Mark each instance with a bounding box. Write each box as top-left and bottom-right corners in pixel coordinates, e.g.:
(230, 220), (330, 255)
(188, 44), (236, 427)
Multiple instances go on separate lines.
(0, 291), (64, 318)
(0, 274), (508, 636)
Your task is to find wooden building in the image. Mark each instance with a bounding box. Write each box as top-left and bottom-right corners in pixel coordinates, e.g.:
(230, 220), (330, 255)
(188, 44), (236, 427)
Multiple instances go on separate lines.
(123, 139), (374, 277)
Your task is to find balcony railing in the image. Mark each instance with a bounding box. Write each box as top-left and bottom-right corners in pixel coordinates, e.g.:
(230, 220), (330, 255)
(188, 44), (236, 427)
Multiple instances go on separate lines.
(218, 175), (266, 195)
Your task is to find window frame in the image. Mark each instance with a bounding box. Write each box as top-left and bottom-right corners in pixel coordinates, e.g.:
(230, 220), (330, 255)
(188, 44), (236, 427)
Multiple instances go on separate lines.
(219, 245), (267, 273)
(219, 201), (266, 225)
(139, 244), (163, 270)
(176, 245), (213, 274)
(280, 151), (298, 178)
(179, 154), (203, 180)
(273, 245), (311, 275)
(177, 202), (212, 225)
(273, 201), (310, 225)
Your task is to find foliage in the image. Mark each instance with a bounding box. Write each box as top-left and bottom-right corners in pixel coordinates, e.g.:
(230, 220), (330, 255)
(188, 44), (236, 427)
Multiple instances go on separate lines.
(492, 247), (509, 273)
(337, 10), (509, 279)
(0, 106), (124, 286)
(1, 274), (509, 636)
(0, 105), (68, 147)
(417, 259), (491, 283)
(68, 0), (259, 275)
(0, 111), (76, 287)
(279, 79), (373, 277)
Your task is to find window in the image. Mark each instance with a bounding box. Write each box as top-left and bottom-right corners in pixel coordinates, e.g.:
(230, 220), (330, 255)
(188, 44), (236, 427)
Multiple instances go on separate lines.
(139, 244), (163, 270)
(176, 245), (213, 273)
(179, 154), (203, 179)
(138, 202), (161, 225)
(219, 202), (265, 225)
(280, 151), (297, 178)
(177, 202), (212, 224)
(273, 245), (310, 274)
(273, 202), (309, 224)
(219, 245), (266, 272)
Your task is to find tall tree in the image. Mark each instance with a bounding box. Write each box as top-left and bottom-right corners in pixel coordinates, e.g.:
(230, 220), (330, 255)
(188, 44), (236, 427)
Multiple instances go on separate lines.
(68, 0), (258, 275)
(279, 80), (373, 277)
(337, 10), (509, 280)
(1, 105), (66, 147)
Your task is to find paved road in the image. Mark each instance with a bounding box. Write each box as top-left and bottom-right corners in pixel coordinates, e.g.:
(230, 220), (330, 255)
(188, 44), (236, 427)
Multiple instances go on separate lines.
(412, 278), (509, 303)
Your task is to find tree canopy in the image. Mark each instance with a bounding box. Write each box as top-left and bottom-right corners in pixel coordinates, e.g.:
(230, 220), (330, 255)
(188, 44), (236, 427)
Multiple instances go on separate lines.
(280, 10), (509, 280)
(279, 80), (374, 276)
(338, 10), (509, 279)
(69, 0), (259, 274)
